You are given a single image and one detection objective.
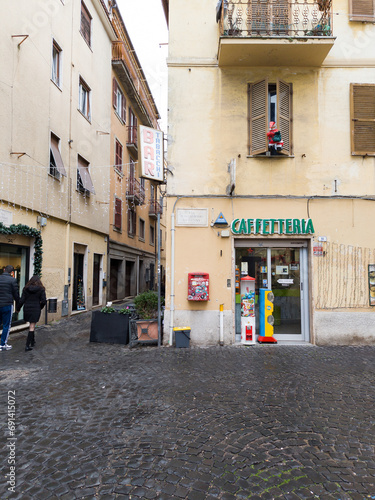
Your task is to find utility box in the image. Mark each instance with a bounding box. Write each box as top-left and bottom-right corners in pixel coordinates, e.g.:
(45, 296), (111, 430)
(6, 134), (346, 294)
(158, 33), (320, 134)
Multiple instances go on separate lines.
(188, 272), (209, 301)
(240, 275), (256, 345)
(174, 327), (191, 348)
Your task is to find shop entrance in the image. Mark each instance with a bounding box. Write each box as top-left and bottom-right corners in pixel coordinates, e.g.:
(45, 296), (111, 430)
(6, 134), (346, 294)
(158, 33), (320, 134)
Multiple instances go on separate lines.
(235, 241), (309, 342)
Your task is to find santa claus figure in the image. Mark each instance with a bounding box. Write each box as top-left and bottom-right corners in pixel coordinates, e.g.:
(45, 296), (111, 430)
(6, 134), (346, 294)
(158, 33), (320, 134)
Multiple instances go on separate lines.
(267, 121), (284, 154)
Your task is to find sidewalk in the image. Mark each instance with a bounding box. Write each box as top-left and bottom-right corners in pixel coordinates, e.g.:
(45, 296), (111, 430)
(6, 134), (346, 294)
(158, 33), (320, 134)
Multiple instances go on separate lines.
(1, 313), (375, 499)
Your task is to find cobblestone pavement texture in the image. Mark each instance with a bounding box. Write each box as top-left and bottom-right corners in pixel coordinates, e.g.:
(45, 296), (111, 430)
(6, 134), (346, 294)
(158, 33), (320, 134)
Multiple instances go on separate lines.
(1, 312), (375, 499)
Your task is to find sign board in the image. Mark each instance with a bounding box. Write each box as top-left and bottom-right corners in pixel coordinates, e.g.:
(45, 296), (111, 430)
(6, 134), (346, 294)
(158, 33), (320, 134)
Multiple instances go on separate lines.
(231, 218), (315, 235)
(139, 125), (164, 182)
(313, 246), (323, 256)
(277, 279), (294, 285)
(0, 209), (13, 227)
(176, 208), (208, 227)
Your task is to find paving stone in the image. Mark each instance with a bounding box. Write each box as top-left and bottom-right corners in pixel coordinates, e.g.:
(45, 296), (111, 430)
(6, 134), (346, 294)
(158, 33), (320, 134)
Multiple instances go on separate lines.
(2, 315), (375, 500)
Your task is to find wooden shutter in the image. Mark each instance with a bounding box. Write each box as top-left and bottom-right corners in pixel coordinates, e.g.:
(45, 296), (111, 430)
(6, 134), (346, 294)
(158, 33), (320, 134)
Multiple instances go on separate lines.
(277, 79), (293, 156)
(350, 83), (375, 156)
(112, 78), (117, 109)
(349, 0), (375, 21)
(80, 2), (92, 46)
(122, 94), (127, 122)
(115, 140), (123, 171)
(114, 198), (122, 230)
(249, 79), (268, 155)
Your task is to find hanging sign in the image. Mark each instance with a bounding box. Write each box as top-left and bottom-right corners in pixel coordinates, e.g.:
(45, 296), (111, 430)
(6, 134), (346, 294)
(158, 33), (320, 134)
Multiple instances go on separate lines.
(139, 125), (164, 182)
(231, 218), (315, 235)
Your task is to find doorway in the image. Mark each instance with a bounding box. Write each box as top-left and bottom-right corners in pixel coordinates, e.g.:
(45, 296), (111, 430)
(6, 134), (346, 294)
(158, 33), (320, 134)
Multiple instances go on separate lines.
(92, 253), (102, 307)
(235, 241), (309, 342)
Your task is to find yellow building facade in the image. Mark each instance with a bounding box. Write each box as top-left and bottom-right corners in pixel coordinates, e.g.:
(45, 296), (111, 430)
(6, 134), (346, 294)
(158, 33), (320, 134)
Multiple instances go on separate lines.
(163, 0), (375, 345)
(107, 7), (165, 302)
(0, 0), (116, 322)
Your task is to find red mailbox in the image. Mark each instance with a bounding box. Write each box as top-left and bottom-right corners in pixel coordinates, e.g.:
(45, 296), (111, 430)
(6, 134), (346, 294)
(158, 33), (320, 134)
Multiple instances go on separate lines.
(188, 273), (209, 301)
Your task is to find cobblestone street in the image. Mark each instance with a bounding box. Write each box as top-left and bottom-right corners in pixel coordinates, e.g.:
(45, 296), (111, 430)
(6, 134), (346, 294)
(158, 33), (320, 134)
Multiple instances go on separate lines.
(1, 313), (375, 499)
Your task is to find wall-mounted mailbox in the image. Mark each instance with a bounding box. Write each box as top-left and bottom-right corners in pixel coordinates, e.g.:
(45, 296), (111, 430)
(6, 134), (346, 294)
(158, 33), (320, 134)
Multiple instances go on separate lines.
(188, 272), (209, 301)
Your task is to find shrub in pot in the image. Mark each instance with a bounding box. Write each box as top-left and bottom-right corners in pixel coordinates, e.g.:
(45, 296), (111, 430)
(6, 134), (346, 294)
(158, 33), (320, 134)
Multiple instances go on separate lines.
(90, 304), (132, 344)
(130, 291), (164, 346)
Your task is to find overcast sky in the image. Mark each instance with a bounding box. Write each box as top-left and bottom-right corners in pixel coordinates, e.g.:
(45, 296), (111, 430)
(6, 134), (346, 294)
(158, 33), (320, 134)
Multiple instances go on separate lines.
(116, 0), (169, 133)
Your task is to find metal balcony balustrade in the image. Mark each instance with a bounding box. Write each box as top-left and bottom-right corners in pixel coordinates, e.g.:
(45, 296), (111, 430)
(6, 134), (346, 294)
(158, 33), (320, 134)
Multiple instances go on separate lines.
(126, 177), (145, 206)
(149, 199), (163, 218)
(126, 125), (138, 157)
(219, 0), (332, 37)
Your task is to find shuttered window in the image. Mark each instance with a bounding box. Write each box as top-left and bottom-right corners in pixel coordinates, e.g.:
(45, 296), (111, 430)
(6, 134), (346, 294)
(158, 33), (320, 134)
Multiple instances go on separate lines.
(248, 79), (293, 156)
(80, 2), (92, 47)
(112, 78), (126, 122)
(128, 209), (136, 236)
(50, 133), (67, 178)
(114, 197), (122, 230)
(115, 139), (123, 172)
(77, 155), (95, 195)
(350, 84), (375, 156)
(349, 0), (375, 21)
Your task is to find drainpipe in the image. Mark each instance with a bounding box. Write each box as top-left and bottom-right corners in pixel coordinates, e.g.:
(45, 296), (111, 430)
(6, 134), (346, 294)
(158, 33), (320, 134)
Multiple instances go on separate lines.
(219, 304), (224, 346)
(169, 197), (180, 346)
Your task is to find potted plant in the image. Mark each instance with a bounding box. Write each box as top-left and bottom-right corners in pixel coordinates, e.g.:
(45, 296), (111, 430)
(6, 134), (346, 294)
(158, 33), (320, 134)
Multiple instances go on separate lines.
(90, 303), (133, 345)
(130, 291), (164, 347)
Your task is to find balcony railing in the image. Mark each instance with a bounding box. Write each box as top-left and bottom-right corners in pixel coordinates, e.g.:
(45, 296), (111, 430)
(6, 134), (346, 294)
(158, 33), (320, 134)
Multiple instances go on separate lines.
(149, 199), (163, 219)
(220, 0), (332, 37)
(127, 126), (138, 157)
(126, 177), (145, 206)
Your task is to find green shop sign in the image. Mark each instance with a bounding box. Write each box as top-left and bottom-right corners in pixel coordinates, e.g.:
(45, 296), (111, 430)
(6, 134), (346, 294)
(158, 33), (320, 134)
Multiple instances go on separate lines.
(231, 218), (315, 235)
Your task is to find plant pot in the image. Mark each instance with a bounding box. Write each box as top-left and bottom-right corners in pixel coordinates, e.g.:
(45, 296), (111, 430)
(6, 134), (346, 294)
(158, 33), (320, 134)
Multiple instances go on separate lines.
(129, 319), (158, 347)
(90, 310), (129, 344)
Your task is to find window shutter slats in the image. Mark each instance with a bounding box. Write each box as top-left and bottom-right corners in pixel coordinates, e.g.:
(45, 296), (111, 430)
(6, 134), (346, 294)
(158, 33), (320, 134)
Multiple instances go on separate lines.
(277, 79), (293, 156)
(113, 78), (117, 108)
(114, 198), (122, 230)
(351, 83), (375, 156)
(122, 95), (127, 122)
(249, 79), (268, 155)
(350, 0), (375, 21)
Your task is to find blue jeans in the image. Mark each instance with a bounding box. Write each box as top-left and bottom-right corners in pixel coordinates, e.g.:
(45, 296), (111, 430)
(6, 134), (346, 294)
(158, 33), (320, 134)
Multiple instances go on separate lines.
(0, 304), (13, 346)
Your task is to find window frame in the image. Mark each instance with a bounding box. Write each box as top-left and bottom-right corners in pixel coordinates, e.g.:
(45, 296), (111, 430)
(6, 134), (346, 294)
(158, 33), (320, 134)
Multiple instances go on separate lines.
(128, 208), (136, 237)
(150, 224), (155, 246)
(114, 196), (122, 231)
(77, 154), (95, 195)
(139, 218), (145, 241)
(51, 40), (62, 88)
(350, 83), (375, 156)
(248, 78), (293, 157)
(349, 0), (375, 22)
(80, 1), (92, 47)
(50, 132), (67, 179)
(112, 78), (126, 123)
(114, 138), (123, 174)
(79, 76), (91, 121)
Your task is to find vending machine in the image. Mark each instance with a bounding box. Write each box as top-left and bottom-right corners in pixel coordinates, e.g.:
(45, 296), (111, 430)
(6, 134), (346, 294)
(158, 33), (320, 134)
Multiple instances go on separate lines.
(240, 275), (256, 345)
(258, 288), (277, 343)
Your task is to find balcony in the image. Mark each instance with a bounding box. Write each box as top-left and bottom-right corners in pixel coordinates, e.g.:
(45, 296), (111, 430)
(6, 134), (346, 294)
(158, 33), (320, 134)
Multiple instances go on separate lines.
(218, 0), (335, 67)
(126, 177), (145, 206)
(149, 199), (163, 219)
(127, 125), (138, 157)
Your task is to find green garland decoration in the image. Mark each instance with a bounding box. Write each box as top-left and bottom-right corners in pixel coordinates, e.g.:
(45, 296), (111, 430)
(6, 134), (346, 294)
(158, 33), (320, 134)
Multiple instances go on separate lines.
(0, 223), (43, 276)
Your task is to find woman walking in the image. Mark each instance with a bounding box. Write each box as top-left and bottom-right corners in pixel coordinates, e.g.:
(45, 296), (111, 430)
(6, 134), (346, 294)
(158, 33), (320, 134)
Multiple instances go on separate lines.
(19, 275), (47, 351)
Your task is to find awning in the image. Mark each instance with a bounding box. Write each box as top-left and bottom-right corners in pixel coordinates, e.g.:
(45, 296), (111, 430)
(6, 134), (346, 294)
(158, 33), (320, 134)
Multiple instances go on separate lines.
(77, 160), (95, 194)
(50, 136), (67, 176)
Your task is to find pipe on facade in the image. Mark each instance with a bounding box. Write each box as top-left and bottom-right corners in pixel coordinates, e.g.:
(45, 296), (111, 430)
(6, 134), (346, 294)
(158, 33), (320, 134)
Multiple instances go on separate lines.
(169, 197), (181, 346)
(219, 304), (224, 346)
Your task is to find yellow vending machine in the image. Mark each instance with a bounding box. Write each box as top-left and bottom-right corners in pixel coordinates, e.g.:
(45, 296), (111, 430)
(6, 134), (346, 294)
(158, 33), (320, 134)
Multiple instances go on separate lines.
(258, 288), (277, 343)
(240, 275), (256, 345)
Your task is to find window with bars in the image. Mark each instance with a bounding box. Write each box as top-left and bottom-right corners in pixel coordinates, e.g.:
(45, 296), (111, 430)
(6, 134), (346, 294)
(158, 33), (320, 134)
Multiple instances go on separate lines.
(80, 1), (92, 47)
(128, 209), (136, 236)
(114, 197), (122, 231)
(350, 84), (375, 156)
(51, 40), (62, 87)
(112, 78), (126, 122)
(115, 139), (123, 172)
(248, 79), (293, 156)
(79, 77), (91, 121)
(349, 0), (375, 21)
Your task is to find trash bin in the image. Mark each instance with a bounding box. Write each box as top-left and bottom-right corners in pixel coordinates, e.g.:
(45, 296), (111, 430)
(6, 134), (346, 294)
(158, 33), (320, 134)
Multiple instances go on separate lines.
(173, 327), (191, 348)
(48, 298), (58, 313)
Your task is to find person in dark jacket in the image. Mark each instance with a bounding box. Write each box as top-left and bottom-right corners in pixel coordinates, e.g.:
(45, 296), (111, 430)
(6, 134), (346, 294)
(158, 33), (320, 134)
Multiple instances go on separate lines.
(18, 275), (47, 352)
(0, 265), (20, 351)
